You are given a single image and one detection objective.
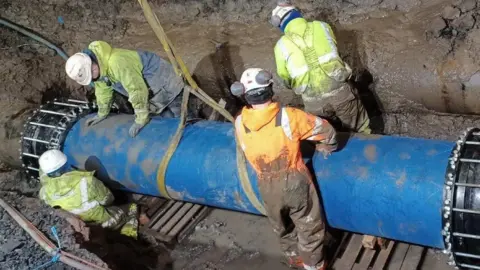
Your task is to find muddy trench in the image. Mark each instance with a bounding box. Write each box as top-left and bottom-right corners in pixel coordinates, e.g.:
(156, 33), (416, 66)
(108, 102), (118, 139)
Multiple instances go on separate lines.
(0, 0), (480, 269)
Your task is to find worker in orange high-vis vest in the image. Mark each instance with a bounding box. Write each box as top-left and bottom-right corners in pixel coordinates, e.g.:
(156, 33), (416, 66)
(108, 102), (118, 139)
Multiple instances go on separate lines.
(231, 68), (337, 270)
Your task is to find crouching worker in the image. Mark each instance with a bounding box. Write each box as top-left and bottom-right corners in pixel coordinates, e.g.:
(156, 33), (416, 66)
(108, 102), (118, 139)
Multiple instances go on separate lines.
(38, 149), (139, 239)
(271, 1), (371, 133)
(65, 40), (196, 138)
(231, 68), (337, 270)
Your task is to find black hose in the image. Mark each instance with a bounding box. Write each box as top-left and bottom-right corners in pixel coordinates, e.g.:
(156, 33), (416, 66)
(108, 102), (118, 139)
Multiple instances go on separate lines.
(0, 17), (69, 60)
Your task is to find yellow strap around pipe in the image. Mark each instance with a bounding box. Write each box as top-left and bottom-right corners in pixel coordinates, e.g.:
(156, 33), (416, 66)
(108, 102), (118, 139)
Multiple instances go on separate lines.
(138, 0), (265, 215)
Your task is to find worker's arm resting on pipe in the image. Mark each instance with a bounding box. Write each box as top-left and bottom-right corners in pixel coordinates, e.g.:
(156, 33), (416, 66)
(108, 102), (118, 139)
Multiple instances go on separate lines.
(94, 81), (114, 119)
(111, 61), (150, 126)
(274, 40), (293, 89)
(84, 81), (112, 127)
(288, 108), (338, 155)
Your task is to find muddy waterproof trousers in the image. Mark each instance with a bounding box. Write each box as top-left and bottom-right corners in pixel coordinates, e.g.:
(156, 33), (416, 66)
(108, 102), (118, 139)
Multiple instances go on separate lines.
(257, 170), (325, 268)
(302, 83), (370, 134)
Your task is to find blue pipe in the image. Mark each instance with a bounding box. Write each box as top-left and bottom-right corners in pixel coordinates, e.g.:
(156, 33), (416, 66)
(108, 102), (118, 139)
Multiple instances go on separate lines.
(0, 17), (69, 60)
(62, 114), (452, 249)
(64, 114), (264, 215)
(313, 134), (451, 248)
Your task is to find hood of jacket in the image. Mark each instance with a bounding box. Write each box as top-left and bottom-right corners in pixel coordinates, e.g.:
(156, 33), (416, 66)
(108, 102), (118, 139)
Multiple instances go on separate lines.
(88, 41), (113, 77)
(241, 102), (281, 132)
(284, 17), (308, 36)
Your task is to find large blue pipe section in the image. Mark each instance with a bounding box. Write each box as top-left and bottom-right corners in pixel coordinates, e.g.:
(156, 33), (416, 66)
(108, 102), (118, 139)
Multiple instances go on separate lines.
(63, 114), (451, 249)
(64, 115), (264, 215)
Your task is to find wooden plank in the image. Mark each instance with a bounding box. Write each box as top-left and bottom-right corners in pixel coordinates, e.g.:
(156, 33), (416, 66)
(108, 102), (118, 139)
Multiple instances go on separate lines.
(334, 234), (364, 270)
(177, 206), (211, 242)
(353, 248), (376, 270)
(169, 204), (202, 236)
(151, 201), (183, 230)
(362, 235), (377, 249)
(146, 199), (167, 217)
(400, 245), (424, 270)
(208, 99), (226, 121)
(148, 200), (175, 226)
(373, 240), (395, 270)
(387, 243), (409, 270)
(159, 203), (194, 234)
(332, 232), (350, 265)
(140, 227), (174, 242)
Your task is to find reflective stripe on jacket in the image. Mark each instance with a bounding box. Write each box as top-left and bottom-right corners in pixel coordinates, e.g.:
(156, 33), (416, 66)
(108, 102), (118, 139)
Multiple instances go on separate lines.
(274, 18), (351, 96)
(39, 170), (115, 224)
(234, 102), (336, 177)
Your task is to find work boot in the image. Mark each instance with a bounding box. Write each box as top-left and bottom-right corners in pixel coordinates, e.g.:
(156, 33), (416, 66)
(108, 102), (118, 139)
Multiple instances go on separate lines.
(285, 256), (304, 269)
(303, 262), (327, 270)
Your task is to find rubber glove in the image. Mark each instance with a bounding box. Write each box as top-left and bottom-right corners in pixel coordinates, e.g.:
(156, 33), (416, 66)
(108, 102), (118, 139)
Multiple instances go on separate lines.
(129, 122), (146, 138)
(316, 143), (337, 159)
(85, 115), (106, 127)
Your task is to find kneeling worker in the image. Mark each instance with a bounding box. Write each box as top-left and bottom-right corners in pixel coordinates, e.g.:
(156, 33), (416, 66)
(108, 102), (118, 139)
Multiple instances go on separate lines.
(65, 40), (194, 137)
(231, 68), (337, 270)
(38, 149), (139, 238)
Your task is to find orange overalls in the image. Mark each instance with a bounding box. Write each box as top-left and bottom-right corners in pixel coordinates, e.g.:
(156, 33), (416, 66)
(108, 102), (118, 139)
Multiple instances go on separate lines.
(235, 102), (337, 269)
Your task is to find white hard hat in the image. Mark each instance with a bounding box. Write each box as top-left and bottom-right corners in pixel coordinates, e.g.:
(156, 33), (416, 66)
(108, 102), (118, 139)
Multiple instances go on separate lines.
(230, 68), (273, 97)
(39, 150), (68, 174)
(240, 68), (273, 93)
(65, 53), (92, 86)
(271, 1), (296, 27)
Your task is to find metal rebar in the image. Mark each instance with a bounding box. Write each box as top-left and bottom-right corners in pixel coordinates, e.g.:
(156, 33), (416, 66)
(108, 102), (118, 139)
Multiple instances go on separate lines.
(455, 252), (480, 260)
(459, 263), (480, 270)
(455, 183), (480, 188)
(39, 109), (69, 116)
(452, 208), (480, 215)
(53, 101), (88, 109)
(67, 99), (88, 104)
(453, 232), (480, 239)
(27, 166), (39, 172)
(28, 122), (66, 130)
(23, 137), (58, 145)
(465, 141), (480, 145)
(459, 158), (480, 164)
(22, 153), (39, 158)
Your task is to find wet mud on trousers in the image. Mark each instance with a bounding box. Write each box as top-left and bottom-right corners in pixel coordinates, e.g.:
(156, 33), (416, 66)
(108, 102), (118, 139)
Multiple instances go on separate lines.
(257, 169), (325, 268)
(302, 83), (370, 133)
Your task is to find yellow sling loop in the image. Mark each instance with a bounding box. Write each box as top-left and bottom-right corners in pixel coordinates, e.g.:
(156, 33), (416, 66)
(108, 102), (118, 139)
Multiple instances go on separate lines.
(137, 0), (265, 215)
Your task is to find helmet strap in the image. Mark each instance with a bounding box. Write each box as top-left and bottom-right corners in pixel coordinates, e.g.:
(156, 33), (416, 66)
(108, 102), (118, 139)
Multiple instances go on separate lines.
(47, 163), (70, 178)
(245, 85), (274, 105)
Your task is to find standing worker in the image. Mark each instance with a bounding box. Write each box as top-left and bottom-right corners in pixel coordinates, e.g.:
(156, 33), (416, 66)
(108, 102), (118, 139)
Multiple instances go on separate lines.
(271, 1), (371, 133)
(231, 68), (337, 270)
(38, 149), (140, 238)
(65, 40), (196, 137)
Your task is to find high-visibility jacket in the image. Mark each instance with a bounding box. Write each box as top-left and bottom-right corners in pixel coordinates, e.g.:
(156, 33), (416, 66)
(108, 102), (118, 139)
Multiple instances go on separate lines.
(234, 102), (336, 177)
(88, 41), (184, 124)
(40, 170), (139, 238)
(39, 170), (115, 224)
(274, 18), (351, 97)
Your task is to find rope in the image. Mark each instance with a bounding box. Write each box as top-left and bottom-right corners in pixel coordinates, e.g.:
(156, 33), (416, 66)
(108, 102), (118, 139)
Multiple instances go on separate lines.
(34, 227), (62, 270)
(137, 0), (265, 214)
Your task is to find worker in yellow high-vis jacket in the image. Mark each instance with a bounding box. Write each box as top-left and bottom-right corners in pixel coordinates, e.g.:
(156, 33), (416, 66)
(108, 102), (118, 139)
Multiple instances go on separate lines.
(38, 150), (139, 238)
(65, 41), (196, 138)
(270, 0), (371, 133)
